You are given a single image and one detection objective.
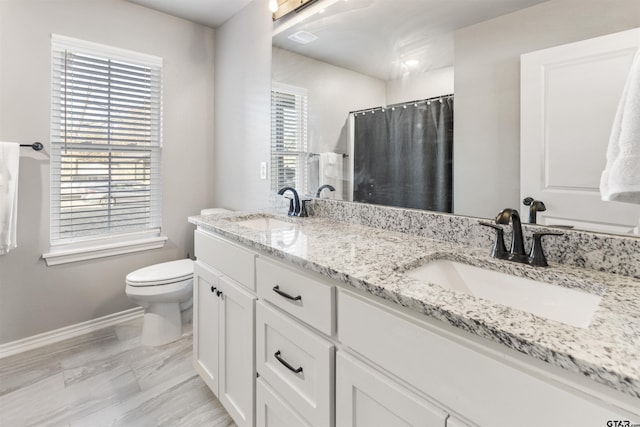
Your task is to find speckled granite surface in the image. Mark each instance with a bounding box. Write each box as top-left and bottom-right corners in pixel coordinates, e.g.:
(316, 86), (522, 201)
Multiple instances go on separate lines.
(311, 199), (640, 279)
(189, 209), (640, 400)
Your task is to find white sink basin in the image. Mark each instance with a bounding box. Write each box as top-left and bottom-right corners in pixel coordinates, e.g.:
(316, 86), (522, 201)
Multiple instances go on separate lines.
(235, 216), (296, 231)
(404, 259), (601, 328)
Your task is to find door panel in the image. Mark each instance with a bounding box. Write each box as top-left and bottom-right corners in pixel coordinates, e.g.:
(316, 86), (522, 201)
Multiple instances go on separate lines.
(336, 351), (448, 427)
(521, 27), (640, 233)
(256, 378), (312, 427)
(219, 275), (256, 427)
(193, 262), (220, 394)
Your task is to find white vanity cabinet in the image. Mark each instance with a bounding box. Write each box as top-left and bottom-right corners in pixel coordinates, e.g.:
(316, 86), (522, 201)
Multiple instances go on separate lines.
(336, 351), (449, 427)
(338, 289), (632, 427)
(193, 231), (257, 427)
(192, 225), (638, 427)
(255, 257), (336, 427)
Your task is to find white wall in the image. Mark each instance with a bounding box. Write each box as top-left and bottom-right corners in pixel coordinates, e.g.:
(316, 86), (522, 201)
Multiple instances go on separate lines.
(454, 0), (640, 218)
(272, 47), (385, 156)
(385, 67), (454, 105)
(213, 0), (272, 211)
(272, 47), (386, 193)
(0, 0), (215, 344)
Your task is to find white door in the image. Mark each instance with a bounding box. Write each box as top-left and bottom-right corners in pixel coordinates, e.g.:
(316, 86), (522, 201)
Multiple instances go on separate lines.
(335, 351), (448, 427)
(218, 275), (256, 427)
(192, 262), (221, 394)
(521, 27), (640, 234)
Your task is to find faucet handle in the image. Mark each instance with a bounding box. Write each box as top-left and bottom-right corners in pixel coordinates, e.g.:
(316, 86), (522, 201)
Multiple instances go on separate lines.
(283, 196), (295, 216)
(528, 231), (563, 267)
(300, 199), (311, 217)
(479, 221), (508, 259)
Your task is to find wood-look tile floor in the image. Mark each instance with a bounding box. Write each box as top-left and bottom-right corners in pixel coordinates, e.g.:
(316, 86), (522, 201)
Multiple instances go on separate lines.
(0, 316), (237, 427)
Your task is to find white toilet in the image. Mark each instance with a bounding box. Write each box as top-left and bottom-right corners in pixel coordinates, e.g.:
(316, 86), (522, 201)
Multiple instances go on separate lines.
(126, 259), (194, 346)
(126, 208), (231, 346)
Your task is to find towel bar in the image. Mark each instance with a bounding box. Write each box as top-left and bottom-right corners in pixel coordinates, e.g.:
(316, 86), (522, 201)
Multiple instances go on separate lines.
(19, 142), (44, 151)
(308, 152), (348, 158)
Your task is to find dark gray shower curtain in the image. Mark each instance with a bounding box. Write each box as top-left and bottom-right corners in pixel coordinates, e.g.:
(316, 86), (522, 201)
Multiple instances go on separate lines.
(353, 97), (453, 212)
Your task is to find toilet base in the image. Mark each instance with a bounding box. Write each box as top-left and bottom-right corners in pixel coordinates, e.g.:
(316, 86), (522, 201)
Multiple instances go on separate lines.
(141, 303), (183, 346)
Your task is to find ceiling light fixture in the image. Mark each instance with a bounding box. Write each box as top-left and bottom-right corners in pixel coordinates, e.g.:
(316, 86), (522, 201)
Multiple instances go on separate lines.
(269, 0), (279, 13)
(287, 30), (319, 44)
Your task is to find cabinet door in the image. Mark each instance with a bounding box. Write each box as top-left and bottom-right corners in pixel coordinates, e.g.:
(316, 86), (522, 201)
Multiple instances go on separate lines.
(218, 275), (257, 427)
(336, 351), (448, 427)
(192, 262), (221, 394)
(256, 378), (312, 427)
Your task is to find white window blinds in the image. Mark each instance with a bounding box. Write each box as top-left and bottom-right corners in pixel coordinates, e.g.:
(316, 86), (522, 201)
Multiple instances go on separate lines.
(50, 35), (162, 245)
(271, 82), (308, 193)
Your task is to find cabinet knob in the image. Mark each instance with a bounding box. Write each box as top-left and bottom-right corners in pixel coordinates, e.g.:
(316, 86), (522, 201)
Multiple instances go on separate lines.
(210, 286), (216, 293)
(216, 290), (223, 297)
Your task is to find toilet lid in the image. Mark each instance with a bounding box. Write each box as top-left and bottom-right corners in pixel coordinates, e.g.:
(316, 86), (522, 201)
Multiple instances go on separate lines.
(126, 259), (194, 286)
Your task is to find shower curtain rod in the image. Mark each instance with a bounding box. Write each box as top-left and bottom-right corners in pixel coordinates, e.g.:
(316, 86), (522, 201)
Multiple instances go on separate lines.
(350, 93), (453, 116)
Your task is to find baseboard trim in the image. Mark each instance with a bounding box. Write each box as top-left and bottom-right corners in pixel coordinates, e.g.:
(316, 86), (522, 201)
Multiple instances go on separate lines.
(0, 307), (144, 359)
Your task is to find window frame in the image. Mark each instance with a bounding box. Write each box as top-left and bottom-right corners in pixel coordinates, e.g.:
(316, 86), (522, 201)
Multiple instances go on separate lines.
(271, 81), (309, 195)
(43, 35), (166, 266)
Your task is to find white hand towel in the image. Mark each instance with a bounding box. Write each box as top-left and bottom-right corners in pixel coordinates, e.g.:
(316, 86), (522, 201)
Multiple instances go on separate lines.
(319, 152), (343, 199)
(600, 49), (640, 203)
(0, 142), (20, 254)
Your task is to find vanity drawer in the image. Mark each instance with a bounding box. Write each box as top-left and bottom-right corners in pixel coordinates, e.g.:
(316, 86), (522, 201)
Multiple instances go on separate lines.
(256, 378), (312, 427)
(194, 230), (256, 291)
(256, 257), (335, 335)
(256, 301), (334, 427)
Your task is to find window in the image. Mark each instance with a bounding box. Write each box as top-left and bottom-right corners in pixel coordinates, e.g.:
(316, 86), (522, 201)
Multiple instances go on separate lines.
(45, 35), (165, 265)
(271, 82), (308, 194)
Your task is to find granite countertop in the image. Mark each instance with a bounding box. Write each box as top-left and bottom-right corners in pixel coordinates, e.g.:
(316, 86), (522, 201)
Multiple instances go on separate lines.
(189, 211), (640, 400)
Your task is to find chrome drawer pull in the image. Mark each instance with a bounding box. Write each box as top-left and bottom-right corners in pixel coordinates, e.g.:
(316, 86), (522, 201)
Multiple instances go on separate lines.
(272, 285), (302, 301)
(274, 350), (303, 374)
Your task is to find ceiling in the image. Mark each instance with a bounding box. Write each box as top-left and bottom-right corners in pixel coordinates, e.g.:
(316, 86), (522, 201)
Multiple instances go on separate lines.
(126, 0), (253, 28)
(125, 0), (550, 80)
(272, 0), (549, 81)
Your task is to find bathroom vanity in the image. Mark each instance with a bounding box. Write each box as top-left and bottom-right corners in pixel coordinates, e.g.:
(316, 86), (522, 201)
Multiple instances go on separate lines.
(189, 206), (640, 427)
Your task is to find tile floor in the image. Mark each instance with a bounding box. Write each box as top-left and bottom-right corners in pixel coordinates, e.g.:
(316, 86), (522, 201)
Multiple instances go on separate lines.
(0, 316), (236, 427)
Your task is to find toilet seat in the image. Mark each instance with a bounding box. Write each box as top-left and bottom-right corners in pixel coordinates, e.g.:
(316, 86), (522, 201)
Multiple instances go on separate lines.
(126, 259), (194, 287)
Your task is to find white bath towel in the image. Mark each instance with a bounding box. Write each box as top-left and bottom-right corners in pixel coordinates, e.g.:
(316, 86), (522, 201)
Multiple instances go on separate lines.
(0, 142), (20, 254)
(319, 152), (343, 199)
(600, 49), (640, 203)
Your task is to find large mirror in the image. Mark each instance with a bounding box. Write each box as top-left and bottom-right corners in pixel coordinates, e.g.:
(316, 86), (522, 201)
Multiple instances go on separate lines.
(271, 0), (640, 236)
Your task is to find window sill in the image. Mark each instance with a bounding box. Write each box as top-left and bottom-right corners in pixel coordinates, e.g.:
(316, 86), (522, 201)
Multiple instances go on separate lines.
(42, 236), (168, 266)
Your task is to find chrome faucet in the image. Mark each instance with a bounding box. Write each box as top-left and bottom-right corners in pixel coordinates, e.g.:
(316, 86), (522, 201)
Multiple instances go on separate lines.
(316, 184), (335, 198)
(495, 208), (528, 263)
(277, 187), (301, 216)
